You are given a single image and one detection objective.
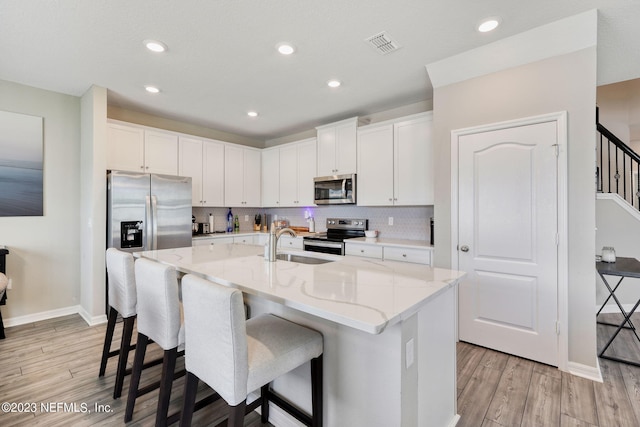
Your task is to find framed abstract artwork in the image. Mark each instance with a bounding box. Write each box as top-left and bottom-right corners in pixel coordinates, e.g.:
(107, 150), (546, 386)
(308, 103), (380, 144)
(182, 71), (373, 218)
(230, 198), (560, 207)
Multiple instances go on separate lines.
(0, 110), (43, 216)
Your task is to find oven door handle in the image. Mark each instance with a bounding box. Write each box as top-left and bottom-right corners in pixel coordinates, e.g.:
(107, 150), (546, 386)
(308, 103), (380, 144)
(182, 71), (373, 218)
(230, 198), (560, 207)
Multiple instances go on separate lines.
(304, 240), (343, 249)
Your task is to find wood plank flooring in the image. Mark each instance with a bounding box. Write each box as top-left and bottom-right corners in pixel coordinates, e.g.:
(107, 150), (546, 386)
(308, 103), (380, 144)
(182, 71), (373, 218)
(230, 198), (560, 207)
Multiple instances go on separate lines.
(1, 312), (640, 426)
(457, 313), (640, 427)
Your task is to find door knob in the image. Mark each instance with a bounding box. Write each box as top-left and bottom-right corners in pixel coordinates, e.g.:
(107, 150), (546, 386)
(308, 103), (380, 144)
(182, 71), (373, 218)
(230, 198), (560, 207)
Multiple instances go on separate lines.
(460, 245), (469, 252)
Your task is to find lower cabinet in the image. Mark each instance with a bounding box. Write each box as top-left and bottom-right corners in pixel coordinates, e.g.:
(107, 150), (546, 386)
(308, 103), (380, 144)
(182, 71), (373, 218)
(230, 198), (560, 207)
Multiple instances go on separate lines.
(345, 241), (432, 265)
(278, 236), (304, 250)
(233, 235), (257, 245)
(345, 243), (383, 259)
(192, 236), (234, 247)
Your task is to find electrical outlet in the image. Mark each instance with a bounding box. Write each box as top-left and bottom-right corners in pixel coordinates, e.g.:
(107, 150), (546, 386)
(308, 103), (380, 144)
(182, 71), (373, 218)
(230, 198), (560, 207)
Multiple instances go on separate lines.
(406, 338), (414, 368)
(7, 278), (12, 290)
(388, 217), (394, 226)
(244, 215), (249, 222)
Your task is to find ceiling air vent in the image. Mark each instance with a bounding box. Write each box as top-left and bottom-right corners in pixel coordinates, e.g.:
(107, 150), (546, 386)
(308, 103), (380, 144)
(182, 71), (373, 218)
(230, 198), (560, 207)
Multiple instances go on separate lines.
(365, 31), (401, 55)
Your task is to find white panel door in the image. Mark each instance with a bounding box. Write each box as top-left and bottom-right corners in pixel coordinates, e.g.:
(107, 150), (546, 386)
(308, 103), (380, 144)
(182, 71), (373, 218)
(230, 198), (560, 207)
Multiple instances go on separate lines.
(394, 116), (432, 205)
(279, 144), (298, 206)
(297, 139), (317, 206)
(357, 124), (394, 206)
(457, 121), (559, 366)
(261, 147), (280, 207)
(224, 144), (244, 206)
(178, 136), (203, 205)
(107, 123), (144, 172)
(243, 148), (261, 206)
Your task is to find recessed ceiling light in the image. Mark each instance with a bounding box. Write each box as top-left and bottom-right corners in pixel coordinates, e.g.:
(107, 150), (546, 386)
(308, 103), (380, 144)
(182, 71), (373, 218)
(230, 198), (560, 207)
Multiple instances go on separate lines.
(276, 43), (295, 55)
(247, 111), (259, 117)
(478, 18), (500, 33)
(145, 86), (160, 94)
(327, 80), (341, 88)
(144, 39), (167, 53)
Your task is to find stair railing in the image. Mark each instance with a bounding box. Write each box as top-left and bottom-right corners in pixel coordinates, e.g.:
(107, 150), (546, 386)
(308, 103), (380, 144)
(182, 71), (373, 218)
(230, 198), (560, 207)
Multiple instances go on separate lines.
(597, 114), (640, 210)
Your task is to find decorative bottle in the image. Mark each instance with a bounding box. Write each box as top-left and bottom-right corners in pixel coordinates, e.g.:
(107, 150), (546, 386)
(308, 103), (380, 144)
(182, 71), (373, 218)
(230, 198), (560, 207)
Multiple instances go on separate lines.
(234, 215), (240, 232)
(226, 208), (233, 233)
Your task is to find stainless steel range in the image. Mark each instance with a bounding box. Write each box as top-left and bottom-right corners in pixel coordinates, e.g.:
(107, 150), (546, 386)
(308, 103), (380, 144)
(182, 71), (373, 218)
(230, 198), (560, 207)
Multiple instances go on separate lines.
(303, 218), (368, 256)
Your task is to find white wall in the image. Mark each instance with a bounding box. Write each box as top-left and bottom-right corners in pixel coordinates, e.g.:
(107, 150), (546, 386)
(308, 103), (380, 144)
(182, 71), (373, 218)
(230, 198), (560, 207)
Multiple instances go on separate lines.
(596, 194), (640, 308)
(0, 80), (81, 322)
(430, 47), (598, 369)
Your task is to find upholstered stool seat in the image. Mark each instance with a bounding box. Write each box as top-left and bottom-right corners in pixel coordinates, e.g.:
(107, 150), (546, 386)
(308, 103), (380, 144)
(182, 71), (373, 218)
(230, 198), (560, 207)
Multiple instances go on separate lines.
(179, 274), (324, 427)
(125, 258), (185, 427)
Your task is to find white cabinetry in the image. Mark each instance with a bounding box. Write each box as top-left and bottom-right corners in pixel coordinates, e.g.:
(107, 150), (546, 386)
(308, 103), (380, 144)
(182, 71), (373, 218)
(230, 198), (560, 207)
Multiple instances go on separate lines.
(279, 138), (316, 207)
(357, 112), (433, 206)
(107, 121), (178, 175)
(224, 145), (261, 207)
(345, 242), (383, 259)
(192, 236), (234, 247)
(316, 117), (358, 176)
(278, 236), (304, 250)
(383, 246), (431, 265)
(179, 137), (225, 206)
(233, 235), (257, 245)
(261, 147), (280, 207)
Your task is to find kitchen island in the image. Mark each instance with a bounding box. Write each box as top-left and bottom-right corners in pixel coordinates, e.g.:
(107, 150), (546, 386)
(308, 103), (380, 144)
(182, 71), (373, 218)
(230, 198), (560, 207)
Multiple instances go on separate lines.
(137, 244), (464, 427)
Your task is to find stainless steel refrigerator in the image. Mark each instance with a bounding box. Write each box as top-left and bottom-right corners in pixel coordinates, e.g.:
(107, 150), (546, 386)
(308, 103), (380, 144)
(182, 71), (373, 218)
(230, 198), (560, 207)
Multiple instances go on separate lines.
(107, 171), (192, 252)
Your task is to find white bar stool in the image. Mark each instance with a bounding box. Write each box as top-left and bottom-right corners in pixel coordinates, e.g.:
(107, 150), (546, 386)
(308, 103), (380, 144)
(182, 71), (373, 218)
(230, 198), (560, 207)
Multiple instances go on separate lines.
(179, 274), (324, 427)
(125, 258), (185, 426)
(100, 248), (139, 398)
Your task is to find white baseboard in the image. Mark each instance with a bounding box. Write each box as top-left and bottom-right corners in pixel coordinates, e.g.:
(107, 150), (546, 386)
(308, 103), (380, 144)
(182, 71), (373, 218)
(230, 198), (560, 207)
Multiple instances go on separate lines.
(78, 307), (108, 326)
(449, 414), (461, 427)
(567, 359), (603, 383)
(3, 305), (82, 327)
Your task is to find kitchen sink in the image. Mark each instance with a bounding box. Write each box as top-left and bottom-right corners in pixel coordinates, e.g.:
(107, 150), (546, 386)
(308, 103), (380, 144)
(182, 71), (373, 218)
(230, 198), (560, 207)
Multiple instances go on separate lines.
(275, 253), (334, 264)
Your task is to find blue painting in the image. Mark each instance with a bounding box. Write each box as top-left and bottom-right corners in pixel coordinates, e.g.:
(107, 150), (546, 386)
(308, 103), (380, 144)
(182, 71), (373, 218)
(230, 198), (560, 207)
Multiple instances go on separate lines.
(0, 111), (43, 216)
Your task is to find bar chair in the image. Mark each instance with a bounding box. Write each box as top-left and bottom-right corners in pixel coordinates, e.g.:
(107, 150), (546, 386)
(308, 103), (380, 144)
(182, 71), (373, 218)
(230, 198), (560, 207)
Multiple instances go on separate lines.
(179, 274), (324, 427)
(125, 258), (185, 426)
(100, 248), (139, 398)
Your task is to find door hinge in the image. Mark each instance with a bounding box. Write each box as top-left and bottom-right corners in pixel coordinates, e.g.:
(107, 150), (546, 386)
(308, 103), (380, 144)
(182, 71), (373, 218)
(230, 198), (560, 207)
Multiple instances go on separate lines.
(555, 233), (559, 246)
(552, 144), (559, 157)
(555, 321), (561, 335)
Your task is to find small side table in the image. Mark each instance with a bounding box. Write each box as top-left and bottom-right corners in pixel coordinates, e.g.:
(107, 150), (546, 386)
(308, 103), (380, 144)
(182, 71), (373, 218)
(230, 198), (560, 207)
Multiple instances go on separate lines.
(597, 257), (640, 366)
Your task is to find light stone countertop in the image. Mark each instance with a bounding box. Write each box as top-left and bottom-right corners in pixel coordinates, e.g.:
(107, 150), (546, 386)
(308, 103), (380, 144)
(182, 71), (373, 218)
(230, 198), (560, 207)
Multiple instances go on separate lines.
(137, 244), (463, 334)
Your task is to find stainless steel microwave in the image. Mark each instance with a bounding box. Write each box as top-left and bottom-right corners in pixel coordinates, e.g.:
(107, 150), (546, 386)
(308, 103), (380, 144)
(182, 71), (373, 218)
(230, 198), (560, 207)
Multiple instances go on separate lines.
(314, 174), (356, 205)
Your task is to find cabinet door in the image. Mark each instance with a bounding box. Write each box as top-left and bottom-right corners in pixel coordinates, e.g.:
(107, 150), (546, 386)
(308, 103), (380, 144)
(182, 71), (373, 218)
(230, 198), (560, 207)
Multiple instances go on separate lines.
(107, 123), (144, 172)
(202, 140), (225, 206)
(178, 136), (204, 205)
(261, 148), (280, 207)
(335, 121), (357, 174)
(297, 139), (317, 206)
(316, 127), (336, 177)
(224, 145), (245, 206)
(279, 144), (298, 207)
(243, 148), (261, 206)
(145, 130), (178, 175)
(394, 116), (433, 205)
(357, 124), (394, 206)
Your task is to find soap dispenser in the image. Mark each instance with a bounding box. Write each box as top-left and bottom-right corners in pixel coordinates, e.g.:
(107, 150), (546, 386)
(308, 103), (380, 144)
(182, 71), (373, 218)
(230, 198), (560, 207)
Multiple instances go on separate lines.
(309, 217), (315, 233)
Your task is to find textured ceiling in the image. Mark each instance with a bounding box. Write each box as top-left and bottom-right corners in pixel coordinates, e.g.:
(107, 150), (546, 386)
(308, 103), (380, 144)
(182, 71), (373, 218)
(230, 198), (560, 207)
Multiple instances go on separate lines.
(1, 1), (639, 141)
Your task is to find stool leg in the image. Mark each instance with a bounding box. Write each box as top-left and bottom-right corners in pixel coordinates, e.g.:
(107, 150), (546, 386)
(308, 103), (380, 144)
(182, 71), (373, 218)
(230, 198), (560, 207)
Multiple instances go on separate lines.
(0, 307), (5, 340)
(228, 400), (247, 427)
(156, 348), (178, 427)
(124, 333), (148, 422)
(261, 384), (270, 423)
(113, 315), (135, 399)
(99, 306), (118, 376)
(311, 355), (323, 427)
(179, 371), (199, 427)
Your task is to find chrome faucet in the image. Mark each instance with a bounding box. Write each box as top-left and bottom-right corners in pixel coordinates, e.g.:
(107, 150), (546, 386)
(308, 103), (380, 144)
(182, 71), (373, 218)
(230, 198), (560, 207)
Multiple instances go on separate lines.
(267, 222), (297, 262)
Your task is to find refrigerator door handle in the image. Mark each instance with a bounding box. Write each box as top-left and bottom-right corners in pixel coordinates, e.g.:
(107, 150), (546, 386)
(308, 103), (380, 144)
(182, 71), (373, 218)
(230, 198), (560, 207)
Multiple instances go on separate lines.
(151, 195), (158, 250)
(145, 195), (152, 250)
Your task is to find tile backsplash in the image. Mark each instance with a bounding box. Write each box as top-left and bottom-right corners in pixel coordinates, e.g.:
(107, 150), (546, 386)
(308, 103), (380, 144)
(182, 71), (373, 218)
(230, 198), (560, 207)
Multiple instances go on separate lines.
(193, 205), (434, 242)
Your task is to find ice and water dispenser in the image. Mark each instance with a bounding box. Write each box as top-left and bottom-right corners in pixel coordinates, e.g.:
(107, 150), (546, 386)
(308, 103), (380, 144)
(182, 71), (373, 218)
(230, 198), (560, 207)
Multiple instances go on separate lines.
(120, 221), (143, 249)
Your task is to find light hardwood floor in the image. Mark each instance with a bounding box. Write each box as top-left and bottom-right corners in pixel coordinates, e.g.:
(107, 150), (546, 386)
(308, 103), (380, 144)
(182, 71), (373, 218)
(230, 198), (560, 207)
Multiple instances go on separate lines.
(1, 313), (639, 426)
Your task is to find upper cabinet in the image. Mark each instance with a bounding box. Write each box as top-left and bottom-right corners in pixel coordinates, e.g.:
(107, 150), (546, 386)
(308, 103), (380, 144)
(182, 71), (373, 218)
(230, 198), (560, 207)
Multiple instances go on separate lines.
(107, 121), (178, 175)
(224, 145), (261, 207)
(278, 138), (317, 207)
(262, 138), (317, 208)
(316, 117), (358, 177)
(179, 136), (225, 207)
(261, 147), (280, 207)
(357, 112), (433, 206)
